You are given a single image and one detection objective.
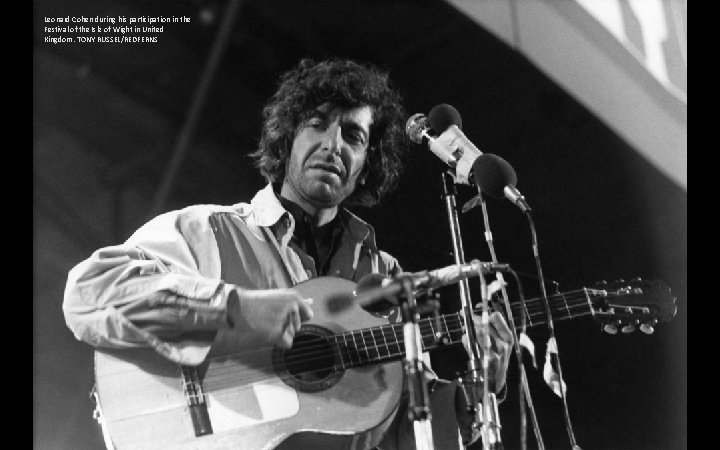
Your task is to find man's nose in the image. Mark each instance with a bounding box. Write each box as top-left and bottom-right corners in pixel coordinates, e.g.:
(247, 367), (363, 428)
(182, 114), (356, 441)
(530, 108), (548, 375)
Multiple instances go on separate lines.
(322, 124), (343, 154)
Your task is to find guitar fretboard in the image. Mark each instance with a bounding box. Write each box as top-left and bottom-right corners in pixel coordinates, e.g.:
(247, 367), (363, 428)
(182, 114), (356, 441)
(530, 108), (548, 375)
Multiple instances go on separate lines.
(328, 288), (598, 370)
(330, 313), (466, 369)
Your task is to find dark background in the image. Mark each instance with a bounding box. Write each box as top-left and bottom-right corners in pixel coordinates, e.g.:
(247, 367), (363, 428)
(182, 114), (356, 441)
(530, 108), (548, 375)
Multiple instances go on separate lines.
(33, 1), (686, 449)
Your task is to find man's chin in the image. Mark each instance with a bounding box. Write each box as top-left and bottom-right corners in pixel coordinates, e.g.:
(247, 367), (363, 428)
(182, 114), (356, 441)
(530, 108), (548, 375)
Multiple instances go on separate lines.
(307, 184), (346, 207)
(308, 192), (341, 208)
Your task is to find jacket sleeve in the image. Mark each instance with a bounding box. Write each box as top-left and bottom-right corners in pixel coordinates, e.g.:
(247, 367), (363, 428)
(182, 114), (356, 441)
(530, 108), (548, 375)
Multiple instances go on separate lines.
(62, 207), (236, 365)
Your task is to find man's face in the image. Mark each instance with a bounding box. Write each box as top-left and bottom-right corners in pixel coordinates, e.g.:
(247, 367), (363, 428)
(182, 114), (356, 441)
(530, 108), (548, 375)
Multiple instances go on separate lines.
(282, 103), (373, 209)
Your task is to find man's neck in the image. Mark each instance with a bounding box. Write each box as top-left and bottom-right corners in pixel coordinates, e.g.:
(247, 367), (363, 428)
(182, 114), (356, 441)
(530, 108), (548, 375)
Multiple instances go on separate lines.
(279, 182), (338, 227)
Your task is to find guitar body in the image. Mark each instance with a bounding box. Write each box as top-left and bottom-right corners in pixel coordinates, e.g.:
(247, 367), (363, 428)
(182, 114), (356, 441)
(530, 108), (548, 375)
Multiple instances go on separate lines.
(94, 277), (403, 450)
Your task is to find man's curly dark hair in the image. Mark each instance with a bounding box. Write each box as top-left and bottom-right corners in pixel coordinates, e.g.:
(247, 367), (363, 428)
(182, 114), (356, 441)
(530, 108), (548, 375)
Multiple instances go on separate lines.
(250, 58), (409, 207)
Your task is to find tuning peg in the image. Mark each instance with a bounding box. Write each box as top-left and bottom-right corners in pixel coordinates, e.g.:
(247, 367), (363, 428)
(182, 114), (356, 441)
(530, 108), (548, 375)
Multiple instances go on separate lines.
(630, 277), (642, 283)
(603, 322), (619, 334)
(596, 280), (608, 287)
(614, 278), (626, 284)
(621, 321), (638, 334)
(640, 319), (657, 334)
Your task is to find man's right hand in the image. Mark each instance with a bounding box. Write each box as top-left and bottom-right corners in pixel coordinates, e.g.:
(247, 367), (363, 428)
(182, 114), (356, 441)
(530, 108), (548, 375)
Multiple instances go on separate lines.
(227, 287), (314, 349)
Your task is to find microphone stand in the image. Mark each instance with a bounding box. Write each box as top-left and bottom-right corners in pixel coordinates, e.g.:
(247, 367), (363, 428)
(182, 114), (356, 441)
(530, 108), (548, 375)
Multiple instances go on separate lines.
(478, 194), (545, 450)
(441, 173), (502, 450)
(397, 275), (436, 450)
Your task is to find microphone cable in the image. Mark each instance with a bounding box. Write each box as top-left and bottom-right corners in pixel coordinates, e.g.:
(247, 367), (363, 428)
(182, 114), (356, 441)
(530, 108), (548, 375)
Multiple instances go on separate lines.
(524, 210), (582, 450)
(477, 193), (545, 450)
(469, 151), (580, 449)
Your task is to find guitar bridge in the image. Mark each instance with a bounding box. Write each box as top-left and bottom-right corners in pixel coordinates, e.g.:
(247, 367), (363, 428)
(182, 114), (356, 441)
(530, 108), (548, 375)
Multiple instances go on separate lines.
(181, 365), (214, 437)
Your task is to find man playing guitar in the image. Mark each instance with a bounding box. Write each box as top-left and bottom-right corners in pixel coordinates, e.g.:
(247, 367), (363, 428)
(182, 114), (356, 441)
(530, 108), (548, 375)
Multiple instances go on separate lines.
(63, 58), (513, 450)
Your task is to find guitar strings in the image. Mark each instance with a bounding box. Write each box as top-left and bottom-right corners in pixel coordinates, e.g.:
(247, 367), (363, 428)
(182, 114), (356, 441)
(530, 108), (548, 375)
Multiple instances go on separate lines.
(199, 292), (598, 391)
(203, 308), (596, 392)
(204, 316), (462, 391)
(202, 290), (594, 373)
(201, 310), (598, 393)
(271, 298), (595, 368)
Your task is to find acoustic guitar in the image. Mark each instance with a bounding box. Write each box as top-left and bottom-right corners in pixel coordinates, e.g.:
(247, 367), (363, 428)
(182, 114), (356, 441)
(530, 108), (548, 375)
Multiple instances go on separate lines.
(92, 276), (676, 449)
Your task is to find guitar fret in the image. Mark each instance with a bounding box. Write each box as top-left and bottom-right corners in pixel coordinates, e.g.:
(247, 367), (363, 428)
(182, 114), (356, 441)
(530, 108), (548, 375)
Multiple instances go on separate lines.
(546, 294), (568, 321)
(354, 330), (370, 363)
(372, 327), (388, 360)
(427, 319), (437, 349)
(419, 319), (436, 351)
(333, 334), (347, 370)
(379, 326), (390, 359)
(363, 328), (380, 361)
(383, 324), (403, 359)
(343, 332), (357, 366)
(561, 291), (573, 319)
(582, 288), (595, 316)
(441, 315), (451, 344)
(353, 331), (364, 364)
(447, 314), (464, 343)
(391, 324), (403, 356)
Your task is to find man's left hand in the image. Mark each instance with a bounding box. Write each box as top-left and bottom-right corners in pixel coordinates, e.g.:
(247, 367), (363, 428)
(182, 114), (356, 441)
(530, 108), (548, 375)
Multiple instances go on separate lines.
(463, 310), (514, 393)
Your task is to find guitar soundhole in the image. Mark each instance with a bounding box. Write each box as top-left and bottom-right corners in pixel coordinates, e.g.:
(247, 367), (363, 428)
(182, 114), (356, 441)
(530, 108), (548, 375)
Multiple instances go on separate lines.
(272, 325), (343, 392)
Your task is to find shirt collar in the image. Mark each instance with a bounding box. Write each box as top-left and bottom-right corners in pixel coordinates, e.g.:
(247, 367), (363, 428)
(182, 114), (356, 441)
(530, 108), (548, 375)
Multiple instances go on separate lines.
(248, 183), (379, 251)
(248, 183), (288, 227)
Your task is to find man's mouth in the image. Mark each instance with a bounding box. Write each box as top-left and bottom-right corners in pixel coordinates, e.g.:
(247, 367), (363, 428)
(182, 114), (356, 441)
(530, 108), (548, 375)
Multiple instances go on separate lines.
(309, 163), (344, 178)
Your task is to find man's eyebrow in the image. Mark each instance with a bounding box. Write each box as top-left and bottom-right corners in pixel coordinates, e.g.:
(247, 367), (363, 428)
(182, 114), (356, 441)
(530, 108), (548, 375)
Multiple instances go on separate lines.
(312, 106), (330, 117)
(302, 108), (326, 122)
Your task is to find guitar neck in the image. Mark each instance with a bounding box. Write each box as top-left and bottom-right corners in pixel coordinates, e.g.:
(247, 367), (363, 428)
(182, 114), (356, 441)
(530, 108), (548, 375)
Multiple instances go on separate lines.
(329, 313), (465, 370)
(332, 288), (597, 369)
(504, 288), (598, 330)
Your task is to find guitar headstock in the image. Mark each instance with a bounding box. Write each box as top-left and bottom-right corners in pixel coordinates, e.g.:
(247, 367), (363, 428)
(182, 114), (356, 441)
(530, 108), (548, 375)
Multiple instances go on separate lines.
(587, 277), (677, 335)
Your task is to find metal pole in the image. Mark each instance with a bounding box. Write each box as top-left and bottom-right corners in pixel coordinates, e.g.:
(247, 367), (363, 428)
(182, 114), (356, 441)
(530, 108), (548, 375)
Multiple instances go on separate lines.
(441, 173), (502, 450)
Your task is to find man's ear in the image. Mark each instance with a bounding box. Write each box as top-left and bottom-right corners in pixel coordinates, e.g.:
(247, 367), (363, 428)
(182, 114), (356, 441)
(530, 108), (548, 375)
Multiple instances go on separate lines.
(358, 155), (371, 186)
(358, 168), (370, 185)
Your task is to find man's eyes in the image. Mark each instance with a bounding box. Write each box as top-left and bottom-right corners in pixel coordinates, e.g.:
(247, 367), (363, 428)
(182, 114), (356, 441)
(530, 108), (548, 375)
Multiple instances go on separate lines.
(341, 129), (362, 143)
(305, 118), (367, 146)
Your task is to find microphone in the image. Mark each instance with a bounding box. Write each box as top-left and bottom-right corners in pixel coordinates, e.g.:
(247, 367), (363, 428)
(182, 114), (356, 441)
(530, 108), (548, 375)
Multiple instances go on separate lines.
(406, 104), (483, 185)
(472, 153), (531, 212)
(418, 260), (510, 290)
(326, 260), (510, 313)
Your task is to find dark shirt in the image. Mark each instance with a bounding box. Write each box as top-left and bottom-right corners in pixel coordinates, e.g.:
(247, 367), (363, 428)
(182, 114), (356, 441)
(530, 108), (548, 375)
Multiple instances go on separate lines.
(277, 195), (344, 277)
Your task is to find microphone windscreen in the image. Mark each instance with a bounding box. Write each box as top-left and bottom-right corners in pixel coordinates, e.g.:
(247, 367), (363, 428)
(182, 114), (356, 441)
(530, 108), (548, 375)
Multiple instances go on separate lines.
(472, 153), (518, 198)
(428, 104), (462, 133)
